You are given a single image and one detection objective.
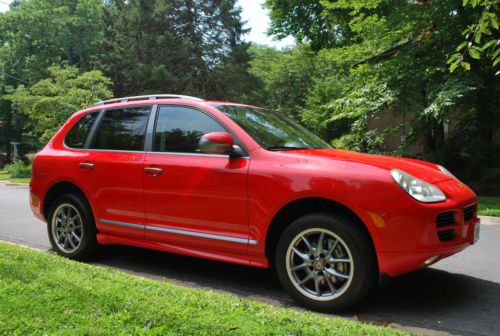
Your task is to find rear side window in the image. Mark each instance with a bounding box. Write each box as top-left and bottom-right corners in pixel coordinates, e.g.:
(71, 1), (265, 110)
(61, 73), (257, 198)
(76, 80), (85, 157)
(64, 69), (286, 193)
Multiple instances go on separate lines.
(65, 112), (99, 148)
(153, 106), (226, 153)
(91, 106), (151, 151)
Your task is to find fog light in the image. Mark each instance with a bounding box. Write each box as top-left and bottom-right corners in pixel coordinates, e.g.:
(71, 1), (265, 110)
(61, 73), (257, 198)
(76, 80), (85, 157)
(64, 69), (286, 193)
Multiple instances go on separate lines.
(422, 255), (441, 267)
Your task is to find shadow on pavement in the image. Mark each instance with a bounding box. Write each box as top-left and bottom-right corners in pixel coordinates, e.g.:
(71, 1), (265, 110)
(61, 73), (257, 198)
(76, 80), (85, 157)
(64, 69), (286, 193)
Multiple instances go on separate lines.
(89, 245), (499, 336)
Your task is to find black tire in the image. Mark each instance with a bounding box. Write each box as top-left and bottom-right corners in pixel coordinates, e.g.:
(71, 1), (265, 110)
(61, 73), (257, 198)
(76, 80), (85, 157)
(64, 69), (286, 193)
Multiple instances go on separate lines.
(275, 213), (377, 312)
(47, 193), (98, 260)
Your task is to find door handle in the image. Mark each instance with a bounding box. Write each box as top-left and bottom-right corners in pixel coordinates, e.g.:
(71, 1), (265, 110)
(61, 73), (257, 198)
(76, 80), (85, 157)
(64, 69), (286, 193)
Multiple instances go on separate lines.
(144, 167), (163, 176)
(79, 162), (94, 170)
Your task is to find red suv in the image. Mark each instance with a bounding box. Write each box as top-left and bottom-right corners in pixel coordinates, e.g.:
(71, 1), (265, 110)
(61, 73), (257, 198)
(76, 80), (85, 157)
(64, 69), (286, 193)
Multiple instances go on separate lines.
(30, 94), (480, 311)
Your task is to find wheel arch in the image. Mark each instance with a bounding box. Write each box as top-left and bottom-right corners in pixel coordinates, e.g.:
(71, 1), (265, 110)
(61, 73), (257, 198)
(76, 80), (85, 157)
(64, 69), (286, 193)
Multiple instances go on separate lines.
(43, 181), (89, 221)
(264, 197), (378, 270)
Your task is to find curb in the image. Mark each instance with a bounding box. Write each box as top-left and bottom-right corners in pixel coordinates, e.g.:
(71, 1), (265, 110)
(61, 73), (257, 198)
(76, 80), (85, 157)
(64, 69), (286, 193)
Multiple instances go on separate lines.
(0, 180), (29, 187)
(5, 182), (29, 187)
(0, 240), (47, 253)
(479, 215), (500, 225)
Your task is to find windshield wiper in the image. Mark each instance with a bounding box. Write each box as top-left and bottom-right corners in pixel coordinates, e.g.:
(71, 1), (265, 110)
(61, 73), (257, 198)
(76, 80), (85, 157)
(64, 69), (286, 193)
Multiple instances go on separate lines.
(266, 146), (310, 151)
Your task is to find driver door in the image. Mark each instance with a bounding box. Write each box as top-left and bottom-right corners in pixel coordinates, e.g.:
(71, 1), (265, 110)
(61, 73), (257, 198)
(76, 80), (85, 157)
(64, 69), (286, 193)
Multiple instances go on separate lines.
(143, 105), (250, 256)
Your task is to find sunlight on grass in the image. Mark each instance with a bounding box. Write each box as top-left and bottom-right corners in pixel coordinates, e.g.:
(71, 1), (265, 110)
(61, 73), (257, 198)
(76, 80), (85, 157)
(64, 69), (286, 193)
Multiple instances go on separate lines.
(0, 170), (30, 184)
(0, 242), (408, 336)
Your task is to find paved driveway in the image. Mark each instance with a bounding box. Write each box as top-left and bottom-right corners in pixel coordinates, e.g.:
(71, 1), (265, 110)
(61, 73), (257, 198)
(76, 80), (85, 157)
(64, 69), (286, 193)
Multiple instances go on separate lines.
(1, 183), (499, 336)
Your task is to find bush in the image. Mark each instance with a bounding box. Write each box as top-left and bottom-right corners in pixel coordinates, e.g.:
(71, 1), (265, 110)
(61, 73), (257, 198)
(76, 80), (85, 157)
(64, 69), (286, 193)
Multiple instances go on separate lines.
(4, 161), (32, 178)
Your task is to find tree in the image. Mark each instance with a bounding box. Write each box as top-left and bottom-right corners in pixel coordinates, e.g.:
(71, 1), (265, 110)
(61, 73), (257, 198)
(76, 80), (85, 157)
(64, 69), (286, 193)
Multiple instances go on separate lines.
(6, 66), (113, 144)
(249, 44), (318, 120)
(0, 0), (104, 83)
(263, 0), (500, 187)
(449, 0), (500, 74)
(100, 0), (258, 100)
(264, 0), (354, 50)
(0, 0), (105, 158)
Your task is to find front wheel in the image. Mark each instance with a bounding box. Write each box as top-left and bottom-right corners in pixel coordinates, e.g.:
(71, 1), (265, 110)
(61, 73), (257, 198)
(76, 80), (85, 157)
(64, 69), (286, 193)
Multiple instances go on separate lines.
(275, 213), (377, 312)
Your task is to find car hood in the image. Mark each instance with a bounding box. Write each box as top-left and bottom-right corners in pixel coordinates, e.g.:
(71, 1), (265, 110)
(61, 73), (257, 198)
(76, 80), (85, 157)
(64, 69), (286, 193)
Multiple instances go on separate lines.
(288, 149), (453, 184)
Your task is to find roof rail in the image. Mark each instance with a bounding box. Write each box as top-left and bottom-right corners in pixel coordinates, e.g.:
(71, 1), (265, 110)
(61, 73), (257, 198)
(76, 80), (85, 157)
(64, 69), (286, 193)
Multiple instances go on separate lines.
(93, 94), (204, 106)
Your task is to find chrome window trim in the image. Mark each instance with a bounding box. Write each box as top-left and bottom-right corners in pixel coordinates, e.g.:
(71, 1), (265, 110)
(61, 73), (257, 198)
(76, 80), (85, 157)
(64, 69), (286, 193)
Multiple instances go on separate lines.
(62, 145), (146, 154)
(144, 151), (249, 159)
(62, 147), (249, 157)
(151, 104), (249, 157)
(99, 219), (259, 245)
(88, 105), (153, 151)
(62, 104), (251, 158)
(62, 110), (102, 150)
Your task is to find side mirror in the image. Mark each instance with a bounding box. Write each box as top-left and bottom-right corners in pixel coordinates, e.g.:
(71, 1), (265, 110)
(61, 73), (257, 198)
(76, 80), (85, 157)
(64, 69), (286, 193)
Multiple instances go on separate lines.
(198, 132), (235, 155)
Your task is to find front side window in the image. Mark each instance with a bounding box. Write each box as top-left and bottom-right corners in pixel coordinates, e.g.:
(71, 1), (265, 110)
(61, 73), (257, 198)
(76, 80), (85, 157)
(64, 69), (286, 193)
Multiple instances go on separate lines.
(154, 106), (226, 153)
(65, 112), (99, 148)
(91, 106), (150, 151)
(214, 105), (331, 150)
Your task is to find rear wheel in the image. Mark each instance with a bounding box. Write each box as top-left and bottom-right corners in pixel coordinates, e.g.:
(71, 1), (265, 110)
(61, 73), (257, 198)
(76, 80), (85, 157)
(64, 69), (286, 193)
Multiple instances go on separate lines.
(275, 213), (376, 312)
(47, 193), (98, 260)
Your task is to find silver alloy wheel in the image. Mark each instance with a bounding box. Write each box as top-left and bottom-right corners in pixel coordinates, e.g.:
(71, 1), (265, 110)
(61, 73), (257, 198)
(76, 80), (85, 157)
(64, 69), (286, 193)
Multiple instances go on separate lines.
(285, 228), (354, 301)
(51, 203), (83, 254)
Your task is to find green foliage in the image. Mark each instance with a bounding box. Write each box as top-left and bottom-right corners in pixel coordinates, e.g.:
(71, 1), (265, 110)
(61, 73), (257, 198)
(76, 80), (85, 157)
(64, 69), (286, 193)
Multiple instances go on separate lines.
(0, 0), (106, 157)
(0, 0), (104, 83)
(448, 0), (500, 74)
(298, 61), (396, 152)
(261, 0), (500, 191)
(249, 44), (318, 119)
(264, 0), (356, 51)
(4, 161), (31, 178)
(0, 0), (258, 158)
(101, 0), (257, 100)
(6, 66), (113, 144)
(478, 196), (500, 216)
(0, 242), (409, 335)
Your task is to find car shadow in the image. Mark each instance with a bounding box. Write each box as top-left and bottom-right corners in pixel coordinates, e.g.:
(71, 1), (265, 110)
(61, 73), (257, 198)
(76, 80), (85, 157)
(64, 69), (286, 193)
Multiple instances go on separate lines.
(91, 245), (500, 336)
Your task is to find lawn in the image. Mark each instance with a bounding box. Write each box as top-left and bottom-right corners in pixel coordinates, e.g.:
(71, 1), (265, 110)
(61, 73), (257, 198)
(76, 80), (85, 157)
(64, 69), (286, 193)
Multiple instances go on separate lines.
(0, 242), (407, 336)
(478, 196), (500, 217)
(0, 170), (30, 184)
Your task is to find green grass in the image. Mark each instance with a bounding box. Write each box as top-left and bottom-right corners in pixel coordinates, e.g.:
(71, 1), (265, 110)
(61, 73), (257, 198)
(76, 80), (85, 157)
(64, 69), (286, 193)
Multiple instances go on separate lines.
(478, 196), (500, 217)
(0, 242), (408, 336)
(0, 170), (30, 184)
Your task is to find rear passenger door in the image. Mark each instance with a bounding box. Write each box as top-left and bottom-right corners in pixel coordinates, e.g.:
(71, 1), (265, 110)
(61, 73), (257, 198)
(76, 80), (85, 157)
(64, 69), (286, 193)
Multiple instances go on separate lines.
(78, 106), (151, 239)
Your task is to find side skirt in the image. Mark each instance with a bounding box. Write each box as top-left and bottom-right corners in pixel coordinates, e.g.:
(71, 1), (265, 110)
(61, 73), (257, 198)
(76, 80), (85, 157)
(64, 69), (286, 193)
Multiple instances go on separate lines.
(96, 233), (267, 268)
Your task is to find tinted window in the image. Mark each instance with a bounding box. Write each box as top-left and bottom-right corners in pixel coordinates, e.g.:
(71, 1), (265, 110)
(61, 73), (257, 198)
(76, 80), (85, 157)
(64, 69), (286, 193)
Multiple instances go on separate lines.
(91, 107), (150, 151)
(154, 106), (226, 153)
(65, 112), (99, 148)
(215, 105), (331, 150)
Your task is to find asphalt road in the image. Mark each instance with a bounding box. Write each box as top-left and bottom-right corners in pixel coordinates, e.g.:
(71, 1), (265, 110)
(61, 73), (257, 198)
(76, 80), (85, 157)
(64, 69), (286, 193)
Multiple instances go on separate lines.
(1, 183), (499, 336)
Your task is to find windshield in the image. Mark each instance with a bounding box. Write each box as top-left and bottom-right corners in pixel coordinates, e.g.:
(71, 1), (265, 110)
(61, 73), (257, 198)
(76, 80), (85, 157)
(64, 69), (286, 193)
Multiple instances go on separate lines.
(214, 105), (331, 150)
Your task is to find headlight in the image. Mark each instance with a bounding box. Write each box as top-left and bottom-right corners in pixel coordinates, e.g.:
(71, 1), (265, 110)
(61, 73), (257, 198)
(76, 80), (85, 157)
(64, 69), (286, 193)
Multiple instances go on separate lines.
(391, 169), (446, 203)
(437, 165), (455, 178)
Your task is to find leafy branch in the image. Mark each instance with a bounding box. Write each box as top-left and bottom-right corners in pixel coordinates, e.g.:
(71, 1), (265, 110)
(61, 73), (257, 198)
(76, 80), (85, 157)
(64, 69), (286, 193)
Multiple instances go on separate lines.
(448, 0), (500, 74)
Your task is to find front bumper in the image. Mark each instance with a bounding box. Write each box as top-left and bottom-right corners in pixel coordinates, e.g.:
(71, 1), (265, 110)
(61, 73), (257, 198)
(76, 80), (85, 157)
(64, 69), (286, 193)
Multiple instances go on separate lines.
(365, 178), (479, 277)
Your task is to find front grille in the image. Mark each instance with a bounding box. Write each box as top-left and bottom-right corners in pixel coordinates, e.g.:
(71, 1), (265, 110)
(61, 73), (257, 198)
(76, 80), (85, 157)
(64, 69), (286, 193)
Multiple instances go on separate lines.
(464, 204), (476, 222)
(436, 211), (455, 227)
(438, 229), (456, 242)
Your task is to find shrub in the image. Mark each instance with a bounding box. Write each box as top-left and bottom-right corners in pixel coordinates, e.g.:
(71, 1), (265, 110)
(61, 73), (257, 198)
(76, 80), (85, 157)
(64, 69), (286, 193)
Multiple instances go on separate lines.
(4, 161), (32, 178)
